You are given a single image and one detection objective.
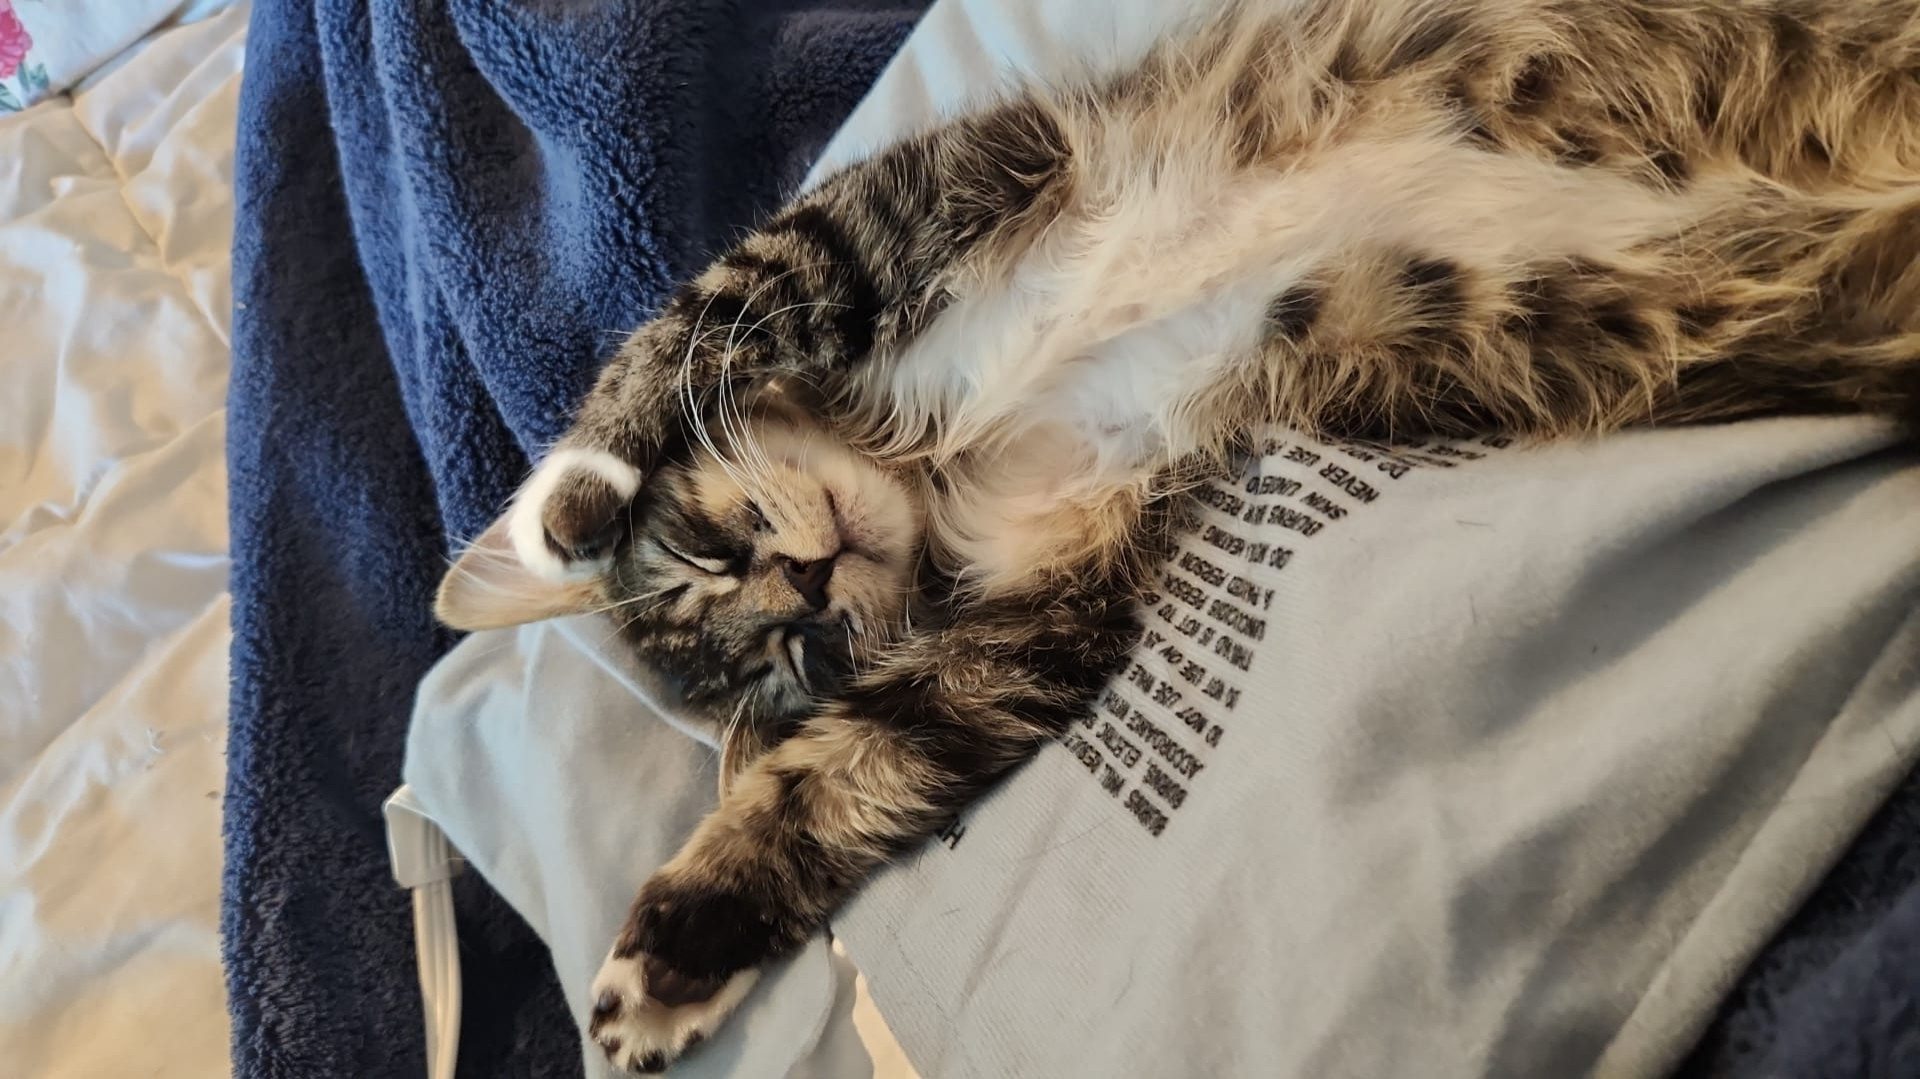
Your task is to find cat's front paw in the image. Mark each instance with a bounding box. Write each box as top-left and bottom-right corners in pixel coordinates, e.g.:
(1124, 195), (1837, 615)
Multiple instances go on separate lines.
(587, 951), (759, 1073)
(509, 447), (643, 579)
(590, 872), (807, 1071)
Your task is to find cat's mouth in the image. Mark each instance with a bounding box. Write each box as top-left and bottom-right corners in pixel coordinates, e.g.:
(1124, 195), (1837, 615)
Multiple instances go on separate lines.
(778, 616), (856, 695)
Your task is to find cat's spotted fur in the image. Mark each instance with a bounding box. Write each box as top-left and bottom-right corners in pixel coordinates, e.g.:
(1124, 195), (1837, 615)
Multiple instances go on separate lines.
(436, 0), (1920, 1069)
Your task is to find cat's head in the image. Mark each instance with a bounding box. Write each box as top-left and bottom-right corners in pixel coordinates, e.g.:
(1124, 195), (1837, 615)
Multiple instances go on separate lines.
(437, 394), (923, 735)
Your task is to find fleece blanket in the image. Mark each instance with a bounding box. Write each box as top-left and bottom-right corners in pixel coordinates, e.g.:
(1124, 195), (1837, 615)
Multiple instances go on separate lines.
(228, 0), (1917, 1076)
(221, 1), (927, 1074)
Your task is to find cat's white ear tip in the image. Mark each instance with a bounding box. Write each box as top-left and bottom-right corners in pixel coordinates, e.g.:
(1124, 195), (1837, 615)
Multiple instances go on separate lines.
(507, 447), (643, 581)
(506, 494), (573, 582)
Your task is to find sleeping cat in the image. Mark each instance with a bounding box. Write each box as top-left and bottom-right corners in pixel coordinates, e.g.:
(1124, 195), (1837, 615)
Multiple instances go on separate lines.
(435, 0), (1920, 1070)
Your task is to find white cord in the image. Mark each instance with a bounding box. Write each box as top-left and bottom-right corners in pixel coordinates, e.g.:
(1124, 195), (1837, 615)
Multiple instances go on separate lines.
(385, 786), (465, 1079)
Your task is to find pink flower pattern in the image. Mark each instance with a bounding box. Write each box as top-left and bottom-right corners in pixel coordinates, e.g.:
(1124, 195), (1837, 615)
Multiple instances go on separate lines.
(0, 0), (30, 83)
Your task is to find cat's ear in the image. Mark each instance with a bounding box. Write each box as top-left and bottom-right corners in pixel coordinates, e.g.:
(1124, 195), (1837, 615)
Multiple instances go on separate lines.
(434, 511), (605, 631)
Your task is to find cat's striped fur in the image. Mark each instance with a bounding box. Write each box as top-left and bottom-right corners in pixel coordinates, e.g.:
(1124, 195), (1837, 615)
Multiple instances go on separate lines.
(436, 0), (1920, 1069)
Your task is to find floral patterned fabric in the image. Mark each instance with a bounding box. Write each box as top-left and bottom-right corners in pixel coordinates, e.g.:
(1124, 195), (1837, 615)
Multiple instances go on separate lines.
(0, 0), (48, 111)
(0, 1), (226, 114)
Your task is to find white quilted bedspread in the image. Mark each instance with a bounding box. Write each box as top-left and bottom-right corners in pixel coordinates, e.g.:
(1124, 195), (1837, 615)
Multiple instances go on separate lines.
(0, 7), (246, 1076)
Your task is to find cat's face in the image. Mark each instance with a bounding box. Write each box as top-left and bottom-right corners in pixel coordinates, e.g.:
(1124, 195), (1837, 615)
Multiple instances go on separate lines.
(610, 410), (922, 725)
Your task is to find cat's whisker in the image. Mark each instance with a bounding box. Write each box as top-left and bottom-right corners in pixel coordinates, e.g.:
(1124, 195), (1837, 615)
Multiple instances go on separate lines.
(685, 352), (767, 499)
(676, 277), (803, 481)
(716, 696), (746, 769)
(567, 564), (701, 619)
(674, 260), (848, 503)
(700, 261), (843, 497)
(682, 344), (781, 507)
(713, 296), (853, 500)
(842, 618), (863, 681)
(713, 362), (775, 501)
(678, 305), (742, 489)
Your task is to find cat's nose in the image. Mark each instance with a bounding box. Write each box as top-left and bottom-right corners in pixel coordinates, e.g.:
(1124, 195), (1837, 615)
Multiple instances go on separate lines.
(779, 554), (836, 611)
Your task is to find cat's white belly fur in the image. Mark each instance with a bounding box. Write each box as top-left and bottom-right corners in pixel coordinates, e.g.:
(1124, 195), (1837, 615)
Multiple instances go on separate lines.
(898, 277), (1263, 585)
(874, 127), (1712, 587)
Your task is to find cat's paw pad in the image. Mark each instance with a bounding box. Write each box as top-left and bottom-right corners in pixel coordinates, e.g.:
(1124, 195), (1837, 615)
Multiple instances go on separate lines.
(587, 952), (758, 1073)
(509, 448), (642, 579)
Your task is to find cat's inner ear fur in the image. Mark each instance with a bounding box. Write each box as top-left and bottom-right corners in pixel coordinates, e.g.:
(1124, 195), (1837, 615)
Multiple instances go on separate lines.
(435, 509), (607, 631)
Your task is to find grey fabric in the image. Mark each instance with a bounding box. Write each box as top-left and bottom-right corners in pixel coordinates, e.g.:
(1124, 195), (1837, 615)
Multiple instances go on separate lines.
(404, 616), (877, 1079)
(406, 418), (1920, 1079)
(404, 2), (1920, 1075)
(827, 422), (1920, 1079)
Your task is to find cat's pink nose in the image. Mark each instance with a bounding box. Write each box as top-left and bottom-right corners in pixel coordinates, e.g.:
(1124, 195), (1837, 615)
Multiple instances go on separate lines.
(779, 554), (836, 611)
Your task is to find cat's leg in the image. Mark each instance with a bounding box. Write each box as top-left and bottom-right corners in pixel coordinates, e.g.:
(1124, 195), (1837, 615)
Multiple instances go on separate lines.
(1655, 182), (1920, 428)
(505, 100), (1075, 580)
(1401, 0), (1920, 433)
(585, 585), (1146, 1071)
(1222, 177), (1920, 448)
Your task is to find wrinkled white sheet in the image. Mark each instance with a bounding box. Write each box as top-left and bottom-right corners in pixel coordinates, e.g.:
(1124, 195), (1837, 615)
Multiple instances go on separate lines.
(0, 6), (247, 1076)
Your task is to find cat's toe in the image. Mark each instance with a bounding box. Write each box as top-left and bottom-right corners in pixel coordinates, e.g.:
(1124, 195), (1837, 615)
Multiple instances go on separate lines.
(587, 950), (758, 1073)
(509, 447), (642, 579)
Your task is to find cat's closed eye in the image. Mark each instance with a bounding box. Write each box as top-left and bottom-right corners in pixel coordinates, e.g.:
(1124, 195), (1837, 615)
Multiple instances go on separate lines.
(656, 538), (742, 577)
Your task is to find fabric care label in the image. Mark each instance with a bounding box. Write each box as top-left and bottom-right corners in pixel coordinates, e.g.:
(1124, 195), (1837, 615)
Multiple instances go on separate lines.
(1051, 433), (1514, 840)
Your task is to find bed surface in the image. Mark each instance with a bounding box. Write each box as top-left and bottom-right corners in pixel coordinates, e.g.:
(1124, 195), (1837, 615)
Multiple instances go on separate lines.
(403, 1), (1920, 1076)
(2, 0), (1912, 1076)
(0, 6), (246, 1075)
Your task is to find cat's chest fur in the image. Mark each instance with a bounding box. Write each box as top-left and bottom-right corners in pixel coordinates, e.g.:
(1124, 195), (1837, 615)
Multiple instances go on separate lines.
(861, 167), (1292, 588)
(855, 127), (1692, 590)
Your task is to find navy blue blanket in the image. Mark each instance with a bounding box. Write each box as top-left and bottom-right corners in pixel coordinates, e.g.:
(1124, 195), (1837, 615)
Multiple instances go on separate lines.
(222, 1), (926, 1074)
(1681, 770), (1920, 1076)
(222, 0), (1914, 1074)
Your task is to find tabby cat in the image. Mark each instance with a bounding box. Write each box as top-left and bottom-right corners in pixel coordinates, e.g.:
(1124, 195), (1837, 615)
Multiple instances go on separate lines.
(435, 0), (1920, 1069)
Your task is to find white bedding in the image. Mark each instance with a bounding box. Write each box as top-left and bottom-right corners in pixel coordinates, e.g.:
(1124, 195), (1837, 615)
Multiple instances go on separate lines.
(0, 6), (247, 1076)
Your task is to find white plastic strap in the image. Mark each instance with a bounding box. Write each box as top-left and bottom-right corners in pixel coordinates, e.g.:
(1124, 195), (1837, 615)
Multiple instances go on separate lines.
(384, 785), (464, 1079)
